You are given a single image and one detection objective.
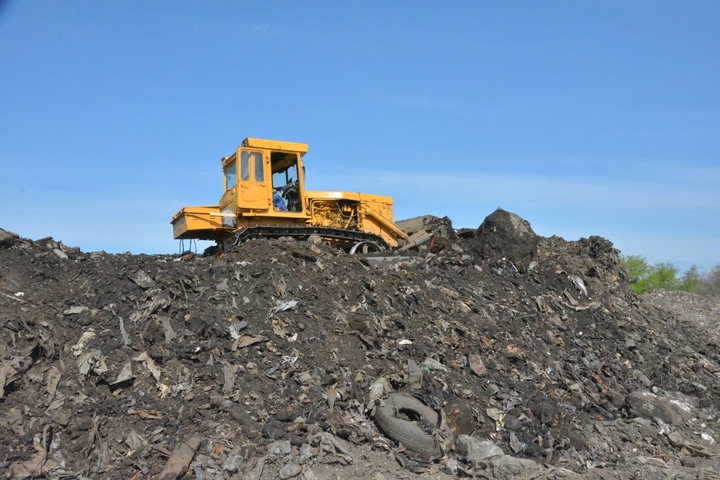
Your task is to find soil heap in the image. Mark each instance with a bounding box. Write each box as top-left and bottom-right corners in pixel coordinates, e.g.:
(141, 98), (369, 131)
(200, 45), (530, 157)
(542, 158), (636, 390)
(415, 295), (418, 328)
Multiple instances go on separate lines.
(1, 209), (719, 480)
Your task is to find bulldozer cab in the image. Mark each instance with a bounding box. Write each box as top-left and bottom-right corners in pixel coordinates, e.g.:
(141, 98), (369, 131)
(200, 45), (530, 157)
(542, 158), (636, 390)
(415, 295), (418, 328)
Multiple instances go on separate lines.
(219, 138), (308, 221)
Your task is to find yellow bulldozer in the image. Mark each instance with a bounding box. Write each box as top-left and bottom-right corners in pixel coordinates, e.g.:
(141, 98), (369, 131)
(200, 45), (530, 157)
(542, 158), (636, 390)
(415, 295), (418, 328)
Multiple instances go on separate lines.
(172, 138), (433, 253)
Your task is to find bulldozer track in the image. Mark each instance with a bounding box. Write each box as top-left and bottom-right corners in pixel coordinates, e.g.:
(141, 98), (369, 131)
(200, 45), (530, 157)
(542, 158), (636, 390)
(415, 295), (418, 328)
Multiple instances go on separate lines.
(223, 225), (390, 252)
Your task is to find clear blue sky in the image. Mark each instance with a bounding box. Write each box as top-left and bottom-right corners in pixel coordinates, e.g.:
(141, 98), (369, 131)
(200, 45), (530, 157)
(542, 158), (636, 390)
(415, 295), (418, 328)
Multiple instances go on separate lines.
(1, 1), (718, 271)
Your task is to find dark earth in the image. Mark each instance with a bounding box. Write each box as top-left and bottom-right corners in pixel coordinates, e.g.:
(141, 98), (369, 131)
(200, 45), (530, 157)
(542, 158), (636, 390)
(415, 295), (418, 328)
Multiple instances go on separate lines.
(1, 209), (719, 479)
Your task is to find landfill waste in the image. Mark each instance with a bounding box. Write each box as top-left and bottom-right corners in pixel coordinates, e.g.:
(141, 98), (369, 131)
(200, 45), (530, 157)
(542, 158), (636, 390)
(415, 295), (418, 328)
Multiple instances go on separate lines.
(0, 209), (719, 479)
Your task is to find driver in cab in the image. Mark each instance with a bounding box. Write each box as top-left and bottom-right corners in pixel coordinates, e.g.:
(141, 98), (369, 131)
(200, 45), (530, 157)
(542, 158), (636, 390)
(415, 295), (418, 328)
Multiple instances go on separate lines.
(272, 188), (287, 212)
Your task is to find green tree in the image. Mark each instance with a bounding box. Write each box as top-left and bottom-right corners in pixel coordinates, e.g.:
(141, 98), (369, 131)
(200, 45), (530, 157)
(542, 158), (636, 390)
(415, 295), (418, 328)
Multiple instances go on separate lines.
(621, 255), (699, 295)
(680, 265), (702, 293)
(622, 255), (649, 282)
(621, 255), (651, 294)
(646, 263), (681, 291)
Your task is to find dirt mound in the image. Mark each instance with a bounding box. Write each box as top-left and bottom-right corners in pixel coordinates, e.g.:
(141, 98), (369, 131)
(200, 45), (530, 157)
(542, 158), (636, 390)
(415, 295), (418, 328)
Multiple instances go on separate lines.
(466, 208), (538, 271)
(1, 215), (719, 479)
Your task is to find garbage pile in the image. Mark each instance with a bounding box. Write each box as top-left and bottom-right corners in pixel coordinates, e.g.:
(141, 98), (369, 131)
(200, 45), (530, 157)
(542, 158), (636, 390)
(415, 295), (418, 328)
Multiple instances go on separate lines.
(1, 209), (718, 480)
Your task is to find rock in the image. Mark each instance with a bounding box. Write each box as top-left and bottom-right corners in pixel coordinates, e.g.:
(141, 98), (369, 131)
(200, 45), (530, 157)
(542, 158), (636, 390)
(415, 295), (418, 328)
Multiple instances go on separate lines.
(0, 228), (18, 248)
(267, 440), (292, 456)
(626, 390), (697, 425)
(279, 463), (302, 479)
(489, 454), (541, 477)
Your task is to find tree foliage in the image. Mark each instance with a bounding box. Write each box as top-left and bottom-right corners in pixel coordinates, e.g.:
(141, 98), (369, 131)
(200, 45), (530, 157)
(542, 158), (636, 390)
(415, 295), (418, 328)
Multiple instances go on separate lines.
(680, 265), (702, 294)
(622, 255), (650, 286)
(699, 264), (720, 296)
(621, 256), (718, 296)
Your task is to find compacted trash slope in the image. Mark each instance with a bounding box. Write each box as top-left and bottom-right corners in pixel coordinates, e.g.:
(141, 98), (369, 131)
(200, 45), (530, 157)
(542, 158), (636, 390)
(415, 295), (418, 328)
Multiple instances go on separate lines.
(1, 209), (718, 480)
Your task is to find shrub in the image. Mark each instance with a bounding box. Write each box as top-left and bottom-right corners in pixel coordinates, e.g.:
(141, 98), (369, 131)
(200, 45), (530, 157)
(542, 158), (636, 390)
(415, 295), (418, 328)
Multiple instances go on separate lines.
(700, 264), (720, 296)
(647, 263), (681, 292)
(620, 256), (710, 295)
(680, 265), (702, 294)
(622, 255), (650, 285)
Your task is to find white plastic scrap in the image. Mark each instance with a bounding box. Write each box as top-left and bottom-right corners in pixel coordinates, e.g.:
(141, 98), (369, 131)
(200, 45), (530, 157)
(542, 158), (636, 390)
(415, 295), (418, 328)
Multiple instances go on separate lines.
(668, 398), (694, 413)
(160, 317), (175, 344)
(568, 275), (588, 296)
(76, 349), (103, 376)
(701, 432), (715, 444)
(119, 317), (130, 346)
(169, 381), (192, 397)
(228, 320), (248, 340)
(421, 357), (448, 372)
(269, 299), (299, 317)
(71, 330), (96, 356)
(367, 377), (389, 406)
(282, 356), (299, 366)
(111, 362), (134, 385)
(486, 407), (503, 421)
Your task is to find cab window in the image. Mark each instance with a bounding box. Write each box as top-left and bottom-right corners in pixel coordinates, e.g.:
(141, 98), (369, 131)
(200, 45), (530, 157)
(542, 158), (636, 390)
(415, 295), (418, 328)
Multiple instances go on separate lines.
(253, 153), (264, 181)
(240, 154), (250, 181)
(225, 162), (237, 191)
(240, 151), (264, 181)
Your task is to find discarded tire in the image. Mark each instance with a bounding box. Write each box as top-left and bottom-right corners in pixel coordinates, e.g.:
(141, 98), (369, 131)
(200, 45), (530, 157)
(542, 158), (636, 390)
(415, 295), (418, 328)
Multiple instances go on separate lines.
(374, 394), (441, 459)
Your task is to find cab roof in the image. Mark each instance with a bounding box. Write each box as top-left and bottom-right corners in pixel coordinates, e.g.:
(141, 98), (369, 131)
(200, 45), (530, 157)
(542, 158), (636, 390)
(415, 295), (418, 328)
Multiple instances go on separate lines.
(241, 138), (308, 155)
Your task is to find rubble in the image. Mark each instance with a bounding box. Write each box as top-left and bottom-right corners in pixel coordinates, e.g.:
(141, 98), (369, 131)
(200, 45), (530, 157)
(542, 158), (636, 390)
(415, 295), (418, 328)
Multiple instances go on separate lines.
(1, 211), (719, 479)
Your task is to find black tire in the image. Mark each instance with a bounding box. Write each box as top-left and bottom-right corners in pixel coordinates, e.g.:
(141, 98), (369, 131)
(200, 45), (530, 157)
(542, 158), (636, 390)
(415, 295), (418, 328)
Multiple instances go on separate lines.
(374, 394), (441, 459)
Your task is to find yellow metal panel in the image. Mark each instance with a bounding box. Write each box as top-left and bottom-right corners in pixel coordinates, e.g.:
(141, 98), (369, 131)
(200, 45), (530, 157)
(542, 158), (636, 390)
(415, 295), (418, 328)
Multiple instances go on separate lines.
(237, 182), (269, 210)
(305, 190), (362, 202)
(358, 192), (394, 204)
(172, 205), (229, 240)
(306, 190), (394, 205)
(242, 138), (308, 155)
